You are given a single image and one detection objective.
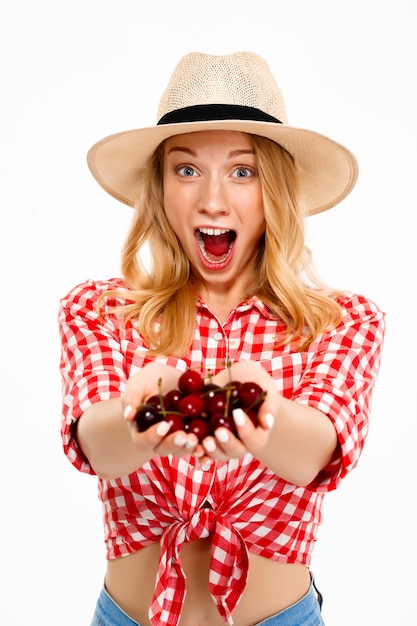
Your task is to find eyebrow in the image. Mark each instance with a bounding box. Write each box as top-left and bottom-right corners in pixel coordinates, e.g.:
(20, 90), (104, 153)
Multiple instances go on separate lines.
(166, 146), (255, 158)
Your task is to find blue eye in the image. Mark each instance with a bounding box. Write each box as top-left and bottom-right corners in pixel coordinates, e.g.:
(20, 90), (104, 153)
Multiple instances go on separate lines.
(178, 166), (197, 177)
(233, 167), (253, 179)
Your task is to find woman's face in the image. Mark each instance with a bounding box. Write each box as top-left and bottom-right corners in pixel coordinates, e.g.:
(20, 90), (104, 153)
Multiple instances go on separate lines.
(163, 130), (265, 292)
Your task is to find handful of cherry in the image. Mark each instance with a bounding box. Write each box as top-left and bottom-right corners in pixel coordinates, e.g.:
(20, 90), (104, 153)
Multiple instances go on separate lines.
(134, 368), (266, 442)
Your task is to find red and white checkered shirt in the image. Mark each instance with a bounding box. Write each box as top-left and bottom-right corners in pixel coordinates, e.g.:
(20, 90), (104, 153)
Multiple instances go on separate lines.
(59, 278), (385, 626)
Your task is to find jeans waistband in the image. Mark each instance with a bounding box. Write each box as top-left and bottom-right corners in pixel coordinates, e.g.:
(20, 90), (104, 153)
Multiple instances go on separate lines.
(91, 574), (324, 626)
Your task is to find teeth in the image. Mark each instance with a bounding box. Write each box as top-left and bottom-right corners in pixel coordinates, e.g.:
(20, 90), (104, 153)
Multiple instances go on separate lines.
(198, 227), (230, 236)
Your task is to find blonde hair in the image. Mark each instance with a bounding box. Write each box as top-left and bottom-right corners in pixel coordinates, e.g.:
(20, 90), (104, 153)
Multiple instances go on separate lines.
(102, 134), (342, 354)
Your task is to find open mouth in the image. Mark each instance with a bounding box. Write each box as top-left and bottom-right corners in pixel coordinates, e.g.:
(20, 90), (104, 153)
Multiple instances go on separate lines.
(195, 227), (237, 263)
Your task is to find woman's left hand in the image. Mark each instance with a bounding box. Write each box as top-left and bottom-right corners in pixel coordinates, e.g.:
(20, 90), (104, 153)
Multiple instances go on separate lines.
(196, 361), (280, 465)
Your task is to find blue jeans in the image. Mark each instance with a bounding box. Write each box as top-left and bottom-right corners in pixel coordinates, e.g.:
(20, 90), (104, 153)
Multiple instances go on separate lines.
(90, 576), (324, 626)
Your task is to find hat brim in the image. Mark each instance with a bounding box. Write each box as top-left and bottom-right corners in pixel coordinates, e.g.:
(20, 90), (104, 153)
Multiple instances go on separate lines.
(87, 120), (358, 216)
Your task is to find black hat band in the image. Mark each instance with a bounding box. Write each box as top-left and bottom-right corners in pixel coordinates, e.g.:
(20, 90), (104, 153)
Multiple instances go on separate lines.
(157, 104), (282, 125)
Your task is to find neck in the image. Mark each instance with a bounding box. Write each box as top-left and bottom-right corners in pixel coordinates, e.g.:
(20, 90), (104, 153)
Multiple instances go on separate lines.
(199, 286), (252, 324)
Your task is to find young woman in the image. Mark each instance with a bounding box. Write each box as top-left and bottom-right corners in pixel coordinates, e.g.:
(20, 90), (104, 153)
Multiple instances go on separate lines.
(59, 52), (385, 626)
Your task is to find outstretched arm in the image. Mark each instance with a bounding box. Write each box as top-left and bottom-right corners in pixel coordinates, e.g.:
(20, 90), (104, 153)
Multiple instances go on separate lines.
(77, 363), (199, 479)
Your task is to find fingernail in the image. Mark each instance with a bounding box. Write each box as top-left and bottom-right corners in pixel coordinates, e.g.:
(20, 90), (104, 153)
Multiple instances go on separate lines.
(123, 405), (133, 420)
(233, 408), (246, 427)
(200, 462), (211, 471)
(156, 421), (171, 436)
(174, 433), (187, 446)
(215, 428), (229, 443)
(185, 439), (196, 450)
(204, 438), (216, 452)
(265, 413), (275, 429)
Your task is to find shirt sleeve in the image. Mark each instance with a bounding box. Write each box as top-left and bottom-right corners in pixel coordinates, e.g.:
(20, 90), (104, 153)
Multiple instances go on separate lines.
(292, 293), (386, 492)
(58, 279), (131, 474)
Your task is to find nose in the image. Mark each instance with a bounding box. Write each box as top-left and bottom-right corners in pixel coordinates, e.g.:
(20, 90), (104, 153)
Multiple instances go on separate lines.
(198, 176), (229, 216)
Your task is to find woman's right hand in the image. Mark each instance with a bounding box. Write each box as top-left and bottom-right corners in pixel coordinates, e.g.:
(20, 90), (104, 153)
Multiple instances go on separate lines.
(122, 362), (202, 459)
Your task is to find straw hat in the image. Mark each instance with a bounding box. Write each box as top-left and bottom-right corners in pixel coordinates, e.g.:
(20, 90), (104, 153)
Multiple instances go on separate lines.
(87, 51), (358, 215)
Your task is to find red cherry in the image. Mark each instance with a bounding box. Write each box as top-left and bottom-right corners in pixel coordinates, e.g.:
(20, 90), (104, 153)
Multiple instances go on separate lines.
(147, 394), (164, 412)
(178, 370), (205, 395)
(166, 413), (186, 434)
(209, 412), (237, 436)
(164, 389), (183, 411)
(205, 390), (228, 416)
(238, 381), (264, 408)
(134, 404), (161, 432)
(178, 394), (206, 418)
(187, 418), (211, 442)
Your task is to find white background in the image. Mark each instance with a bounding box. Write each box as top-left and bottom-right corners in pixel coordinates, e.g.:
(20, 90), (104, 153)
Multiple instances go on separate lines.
(0, 1), (415, 624)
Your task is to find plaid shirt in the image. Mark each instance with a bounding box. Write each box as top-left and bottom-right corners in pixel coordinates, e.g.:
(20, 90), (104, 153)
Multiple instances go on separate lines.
(59, 278), (385, 626)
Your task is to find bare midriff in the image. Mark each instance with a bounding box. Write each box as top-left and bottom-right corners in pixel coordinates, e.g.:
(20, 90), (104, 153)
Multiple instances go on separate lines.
(105, 537), (311, 626)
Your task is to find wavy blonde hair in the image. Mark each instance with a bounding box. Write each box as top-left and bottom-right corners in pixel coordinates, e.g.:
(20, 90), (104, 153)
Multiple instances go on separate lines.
(102, 133), (342, 354)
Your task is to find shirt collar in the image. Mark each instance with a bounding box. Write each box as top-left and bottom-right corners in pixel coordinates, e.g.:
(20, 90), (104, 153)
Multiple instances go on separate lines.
(196, 295), (279, 321)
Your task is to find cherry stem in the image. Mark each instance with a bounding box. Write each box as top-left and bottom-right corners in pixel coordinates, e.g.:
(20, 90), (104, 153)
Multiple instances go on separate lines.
(157, 377), (167, 414)
(225, 385), (233, 416)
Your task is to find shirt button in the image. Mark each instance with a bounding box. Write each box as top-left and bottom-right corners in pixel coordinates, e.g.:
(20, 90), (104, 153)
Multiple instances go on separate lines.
(213, 331), (223, 341)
